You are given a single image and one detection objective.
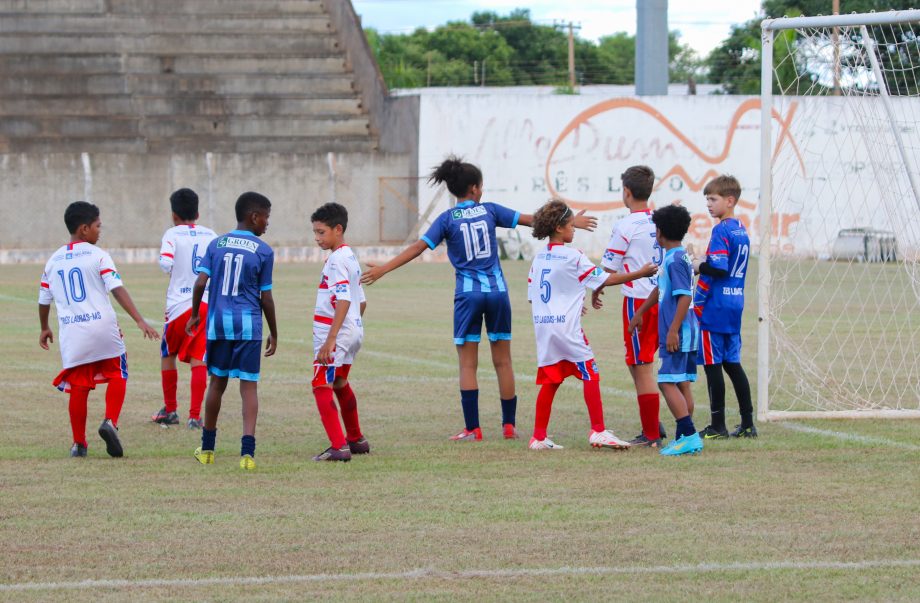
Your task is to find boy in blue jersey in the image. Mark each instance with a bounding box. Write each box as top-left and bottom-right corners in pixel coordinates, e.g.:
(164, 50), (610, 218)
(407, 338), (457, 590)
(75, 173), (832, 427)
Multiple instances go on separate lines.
(692, 175), (756, 439)
(187, 192), (278, 470)
(628, 204), (702, 456)
(362, 156), (596, 441)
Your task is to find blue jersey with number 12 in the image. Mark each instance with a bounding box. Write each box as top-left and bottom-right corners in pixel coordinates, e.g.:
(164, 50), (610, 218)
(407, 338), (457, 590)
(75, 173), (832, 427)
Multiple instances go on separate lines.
(199, 229), (274, 341)
(694, 218), (749, 334)
(422, 200), (520, 294)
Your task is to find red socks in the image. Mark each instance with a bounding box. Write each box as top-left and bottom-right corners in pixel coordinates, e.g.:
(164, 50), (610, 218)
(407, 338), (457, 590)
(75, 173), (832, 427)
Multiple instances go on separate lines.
(105, 377), (127, 426)
(69, 386), (90, 446)
(532, 382), (560, 441)
(333, 383), (362, 442)
(314, 386), (346, 449)
(190, 365), (207, 420)
(161, 369), (178, 413)
(583, 380), (606, 433)
(637, 393), (661, 440)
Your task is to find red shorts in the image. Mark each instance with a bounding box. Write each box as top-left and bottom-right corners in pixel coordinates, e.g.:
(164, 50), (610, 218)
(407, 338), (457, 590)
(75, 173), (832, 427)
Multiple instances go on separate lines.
(312, 363), (352, 388)
(161, 304), (207, 363)
(536, 359), (600, 384)
(622, 297), (658, 365)
(54, 354), (128, 393)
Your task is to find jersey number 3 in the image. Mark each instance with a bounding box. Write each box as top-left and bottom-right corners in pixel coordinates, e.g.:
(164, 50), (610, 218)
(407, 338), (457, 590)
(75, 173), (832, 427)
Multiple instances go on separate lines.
(459, 220), (491, 261)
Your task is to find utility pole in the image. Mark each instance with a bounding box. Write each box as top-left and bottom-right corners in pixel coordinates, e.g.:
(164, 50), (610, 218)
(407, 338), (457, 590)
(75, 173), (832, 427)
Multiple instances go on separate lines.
(832, 0), (841, 95)
(568, 22), (576, 88)
(636, 0), (668, 95)
(482, 59), (486, 87)
(427, 52), (432, 87)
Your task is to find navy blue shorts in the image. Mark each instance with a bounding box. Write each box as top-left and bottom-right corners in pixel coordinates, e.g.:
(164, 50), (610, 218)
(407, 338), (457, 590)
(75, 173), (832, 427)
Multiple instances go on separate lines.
(206, 339), (262, 381)
(698, 330), (742, 365)
(453, 291), (512, 345)
(658, 347), (697, 384)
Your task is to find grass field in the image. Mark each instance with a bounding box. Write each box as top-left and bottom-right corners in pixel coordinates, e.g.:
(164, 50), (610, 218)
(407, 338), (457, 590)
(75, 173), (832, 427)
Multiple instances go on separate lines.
(1, 259), (918, 601)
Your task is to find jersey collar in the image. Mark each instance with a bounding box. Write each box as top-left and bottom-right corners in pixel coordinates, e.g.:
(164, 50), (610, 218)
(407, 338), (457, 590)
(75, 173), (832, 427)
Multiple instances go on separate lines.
(664, 246), (685, 258)
(456, 200), (477, 208)
(230, 229), (254, 236)
(630, 208), (652, 214)
(547, 242), (564, 249)
(66, 241), (86, 250)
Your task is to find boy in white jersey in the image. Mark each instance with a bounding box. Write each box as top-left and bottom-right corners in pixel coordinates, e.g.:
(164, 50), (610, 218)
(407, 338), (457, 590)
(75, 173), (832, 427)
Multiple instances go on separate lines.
(594, 165), (667, 447)
(152, 188), (217, 429)
(309, 203), (368, 462)
(527, 200), (656, 450)
(38, 201), (159, 457)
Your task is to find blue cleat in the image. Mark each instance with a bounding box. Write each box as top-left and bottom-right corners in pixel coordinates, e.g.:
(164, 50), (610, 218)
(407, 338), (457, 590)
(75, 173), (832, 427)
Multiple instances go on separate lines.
(659, 432), (704, 456)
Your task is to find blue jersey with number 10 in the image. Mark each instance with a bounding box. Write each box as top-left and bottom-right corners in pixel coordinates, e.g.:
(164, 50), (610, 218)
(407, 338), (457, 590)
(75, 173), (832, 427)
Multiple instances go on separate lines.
(694, 218), (750, 334)
(199, 229), (274, 341)
(422, 200), (520, 294)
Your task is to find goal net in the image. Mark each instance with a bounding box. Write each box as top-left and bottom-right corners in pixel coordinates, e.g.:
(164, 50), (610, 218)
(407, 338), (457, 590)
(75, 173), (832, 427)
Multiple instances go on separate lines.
(759, 11), (920, 419)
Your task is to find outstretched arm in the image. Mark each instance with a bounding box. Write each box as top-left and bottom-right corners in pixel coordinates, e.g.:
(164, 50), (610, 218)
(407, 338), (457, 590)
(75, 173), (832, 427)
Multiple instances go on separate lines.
(111, 287), (159, 340)
(517, 209), (598, 232)
(361, 239), (429, 286)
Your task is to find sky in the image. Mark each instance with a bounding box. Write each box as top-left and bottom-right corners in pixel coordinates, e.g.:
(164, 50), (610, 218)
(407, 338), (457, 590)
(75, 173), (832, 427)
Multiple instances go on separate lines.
(351, 0), (765, 58)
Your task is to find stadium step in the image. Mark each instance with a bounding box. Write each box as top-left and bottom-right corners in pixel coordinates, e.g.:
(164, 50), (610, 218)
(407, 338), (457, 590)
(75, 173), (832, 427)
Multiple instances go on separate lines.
(0, 33), (341, 55)
(0, 14), (334, 35)
(0, 0), (326, 14)
(0, 54), (350, 76)
(141, 116), (371, 139)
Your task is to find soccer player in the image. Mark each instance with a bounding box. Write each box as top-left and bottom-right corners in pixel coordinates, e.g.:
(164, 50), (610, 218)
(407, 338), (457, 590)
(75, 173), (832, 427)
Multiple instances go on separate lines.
(188, 192), (278, 470)
(152, 188), (216, 429)
(38, 201), (159, 458)
(692, 175), (756, 438)
(594, 165), (666, 447)
(361, 156), (596, 441)
(527, 200), (656, 450)
(628, 204), (703, 457)
(309, 202), (368, 462)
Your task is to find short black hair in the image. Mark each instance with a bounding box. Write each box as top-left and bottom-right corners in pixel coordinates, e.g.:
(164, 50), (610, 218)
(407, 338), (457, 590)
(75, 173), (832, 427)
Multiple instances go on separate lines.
(64, 201), (100, 234)
(652, 204), (692, 242)
(621, 165), (655, 201)
(310, 202), (348, 232)
(170, 188), (199, 221)
(428, 156), (483, 198)
(235, 191), (271, 222)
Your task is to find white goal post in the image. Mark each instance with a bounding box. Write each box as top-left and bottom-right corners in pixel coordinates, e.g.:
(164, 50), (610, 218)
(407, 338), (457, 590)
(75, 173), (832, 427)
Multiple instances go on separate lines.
(759, 10), (920, 420)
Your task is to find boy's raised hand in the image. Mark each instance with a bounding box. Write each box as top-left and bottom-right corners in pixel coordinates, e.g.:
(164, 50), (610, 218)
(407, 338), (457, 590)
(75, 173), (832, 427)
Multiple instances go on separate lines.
(636, 262), (658, 278)
(572, 209), (598, 232)
(39, 328), (54, 350)
(361, 263), (383, 286)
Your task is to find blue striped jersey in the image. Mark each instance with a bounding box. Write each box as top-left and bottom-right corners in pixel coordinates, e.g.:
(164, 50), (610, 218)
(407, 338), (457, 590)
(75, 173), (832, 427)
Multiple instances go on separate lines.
(658, 247), (699, 353)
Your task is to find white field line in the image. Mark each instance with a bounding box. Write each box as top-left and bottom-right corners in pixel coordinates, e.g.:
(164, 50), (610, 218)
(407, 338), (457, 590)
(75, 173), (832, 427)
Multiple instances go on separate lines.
(3, 559), (919, 592)
(777, 422), (920, 452)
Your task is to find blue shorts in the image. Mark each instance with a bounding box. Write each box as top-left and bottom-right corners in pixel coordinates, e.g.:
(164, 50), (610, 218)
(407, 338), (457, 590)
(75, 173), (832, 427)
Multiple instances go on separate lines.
(658, 347), (697, 383)
(453, 291), (512, 345)
(698, 330), (742, 365)
(206, 339), (262, 381)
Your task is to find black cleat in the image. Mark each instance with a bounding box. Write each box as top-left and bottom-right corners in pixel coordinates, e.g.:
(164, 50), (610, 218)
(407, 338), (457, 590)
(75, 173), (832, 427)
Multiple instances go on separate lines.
(151, 406), (179, 425)
(98, 419), (124, 457)
(730, 424), (758, 438)
(347, 437), (370, 455)
(70, 443), (87, 458)
(312, 446), (351, 462)
(628, 433), (662, 448)
(187, 418), (202, 430)
(700, 425), (730, 440)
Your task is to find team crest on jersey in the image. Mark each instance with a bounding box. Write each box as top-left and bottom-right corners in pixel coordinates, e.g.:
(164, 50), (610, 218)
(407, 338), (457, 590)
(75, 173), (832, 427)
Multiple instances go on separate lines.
(218, 236), (258, 253)
(334, 283), (349, 295)
(451, 205), (487, 220)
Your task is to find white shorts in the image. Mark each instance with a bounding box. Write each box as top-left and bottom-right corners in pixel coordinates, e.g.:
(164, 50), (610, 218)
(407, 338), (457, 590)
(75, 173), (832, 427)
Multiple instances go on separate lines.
(313, 324), (363, 368)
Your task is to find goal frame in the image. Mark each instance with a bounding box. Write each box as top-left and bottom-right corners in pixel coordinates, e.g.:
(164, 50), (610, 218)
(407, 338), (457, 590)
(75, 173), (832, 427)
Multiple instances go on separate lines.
(758, 10), (920, 420)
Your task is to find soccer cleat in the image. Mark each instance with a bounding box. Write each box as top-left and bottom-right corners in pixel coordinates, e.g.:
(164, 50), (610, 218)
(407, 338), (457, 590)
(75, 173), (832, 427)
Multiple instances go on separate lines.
(151, 406), (180, 425)
(628, 433), (662, 448)
(449, 427), (483, 441)
(194, 446), (214, 464)
(589, 429), (631, 449)
(98, 419), (124, 458)
(659, 432), (704, 456)
(502, 423), (519, 439)
(730, 424), (758, 438)
(700, 425), (729, 440)
(312, 446), (352, 462)
(347, 437), (371, 454)
(70, 443), (87, 458)
(239, 454), (256, 470)
(187, 418), (202, 430)
(528, 437), (564, 450)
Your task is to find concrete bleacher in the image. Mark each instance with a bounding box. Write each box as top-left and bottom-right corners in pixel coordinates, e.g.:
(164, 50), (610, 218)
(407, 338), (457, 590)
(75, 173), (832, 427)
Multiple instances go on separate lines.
(0, 0), (378, 154)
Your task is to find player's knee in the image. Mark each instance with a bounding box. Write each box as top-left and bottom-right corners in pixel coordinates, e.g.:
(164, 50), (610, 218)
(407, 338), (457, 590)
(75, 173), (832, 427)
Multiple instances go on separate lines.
(332, 376), (348, 390)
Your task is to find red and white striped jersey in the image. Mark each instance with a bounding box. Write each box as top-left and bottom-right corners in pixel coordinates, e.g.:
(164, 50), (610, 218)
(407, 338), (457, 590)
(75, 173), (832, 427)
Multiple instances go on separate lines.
(528, 244), (608, 367)
(39, 242), (126, 369)
(313, 245), (365, 336)
(600, 209), (660, 299)
(159, 224), (217, 322)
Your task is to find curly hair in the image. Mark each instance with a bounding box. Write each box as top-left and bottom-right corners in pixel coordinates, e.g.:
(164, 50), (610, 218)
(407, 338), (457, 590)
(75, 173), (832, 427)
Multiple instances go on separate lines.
(532, 199), (572, 240)
(652, 203), (692, 242)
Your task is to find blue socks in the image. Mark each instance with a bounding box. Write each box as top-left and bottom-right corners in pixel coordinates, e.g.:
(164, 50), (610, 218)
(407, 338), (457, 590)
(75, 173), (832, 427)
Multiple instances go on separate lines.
(241, 435), (255, 458)
(460, 389), (480, 431)
(201, 427), (217, 451)
(500, 396), (517, 426)
(676, 415), (696, 439)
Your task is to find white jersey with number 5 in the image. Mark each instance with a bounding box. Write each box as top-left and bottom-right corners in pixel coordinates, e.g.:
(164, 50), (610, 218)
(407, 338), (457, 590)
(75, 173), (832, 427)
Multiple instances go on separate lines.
(159, 224), (217, 322)
(600, 208), (660, 299)
(528, 244), (608, 367)
(39, 242), (126, 369)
